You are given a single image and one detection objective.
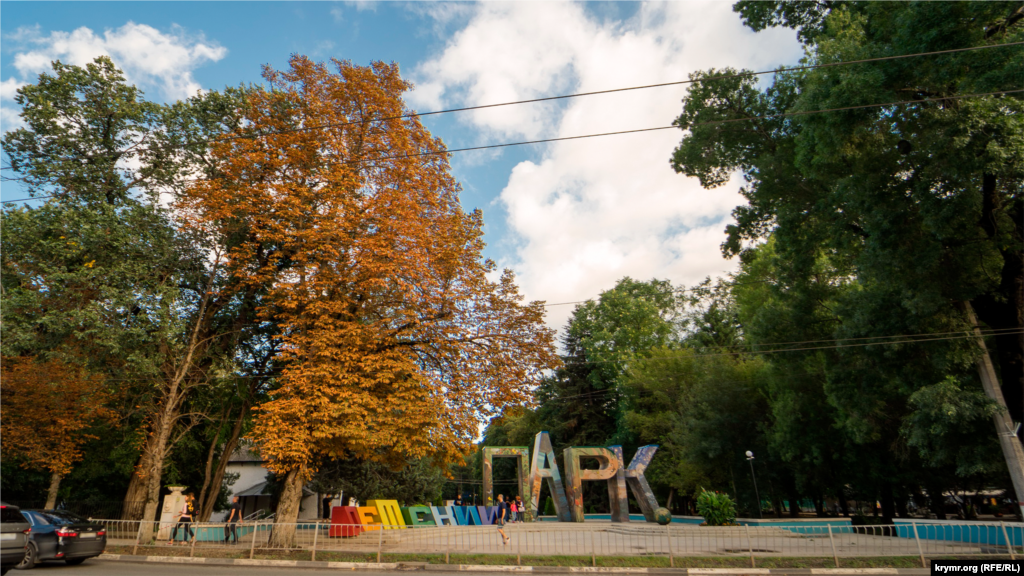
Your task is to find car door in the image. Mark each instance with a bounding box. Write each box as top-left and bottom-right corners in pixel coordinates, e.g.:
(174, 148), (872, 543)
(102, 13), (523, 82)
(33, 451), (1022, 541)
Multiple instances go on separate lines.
(22, 512), (57, 560)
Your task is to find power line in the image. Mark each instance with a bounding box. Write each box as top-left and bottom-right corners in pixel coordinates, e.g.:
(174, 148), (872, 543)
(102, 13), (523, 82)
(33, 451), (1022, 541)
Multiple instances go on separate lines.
(11, 327), (1017, 383)
(4, 88), (1021, 205)
(2, 39), (1024, 176)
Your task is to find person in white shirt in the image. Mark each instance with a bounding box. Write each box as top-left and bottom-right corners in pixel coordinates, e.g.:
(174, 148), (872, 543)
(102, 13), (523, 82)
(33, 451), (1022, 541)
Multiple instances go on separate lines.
(168, 493), (195, 545)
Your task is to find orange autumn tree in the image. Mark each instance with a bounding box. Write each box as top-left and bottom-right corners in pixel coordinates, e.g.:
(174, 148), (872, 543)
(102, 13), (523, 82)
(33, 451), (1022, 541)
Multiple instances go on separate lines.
(178, 56), (559, 544)
(0, 356), (112, 508)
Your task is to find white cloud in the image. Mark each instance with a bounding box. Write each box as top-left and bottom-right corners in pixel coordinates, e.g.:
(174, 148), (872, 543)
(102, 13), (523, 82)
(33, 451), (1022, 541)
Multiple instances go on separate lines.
(1, 78), (27, 101)
(6, 22), (226, 101)
(412, 2), (802, 328)
(1, 22), (225, 135)
(344, 1), (378, 12)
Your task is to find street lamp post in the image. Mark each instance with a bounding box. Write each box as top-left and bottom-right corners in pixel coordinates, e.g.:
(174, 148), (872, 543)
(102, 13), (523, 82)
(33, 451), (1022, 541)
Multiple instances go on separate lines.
(746, 451), (763, 519)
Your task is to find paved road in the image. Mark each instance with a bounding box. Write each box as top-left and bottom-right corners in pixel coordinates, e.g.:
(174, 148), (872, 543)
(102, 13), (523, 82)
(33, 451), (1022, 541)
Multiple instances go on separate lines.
(21, 559), (463, 576)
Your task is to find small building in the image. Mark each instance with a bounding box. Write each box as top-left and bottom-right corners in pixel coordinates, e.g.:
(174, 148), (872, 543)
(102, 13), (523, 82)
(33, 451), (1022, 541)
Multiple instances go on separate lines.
(211, 443), (320, 522)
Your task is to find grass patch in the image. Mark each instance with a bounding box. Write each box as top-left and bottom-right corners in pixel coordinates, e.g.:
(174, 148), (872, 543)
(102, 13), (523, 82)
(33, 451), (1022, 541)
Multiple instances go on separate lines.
(106, 545), (1013, 569)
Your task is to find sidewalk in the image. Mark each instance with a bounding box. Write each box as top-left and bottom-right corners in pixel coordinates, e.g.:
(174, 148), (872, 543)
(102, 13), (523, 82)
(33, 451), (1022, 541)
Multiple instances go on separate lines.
(98, 553), (932, 575)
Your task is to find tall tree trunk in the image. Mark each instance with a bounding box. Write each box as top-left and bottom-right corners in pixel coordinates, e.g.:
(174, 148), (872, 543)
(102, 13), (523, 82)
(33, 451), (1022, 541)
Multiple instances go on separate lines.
(45, 472), (62, 509)
(270, 467), (305, 547)
(965, 302), (1024, 518)
(139, 396), (182, 538)
(122, 449), (152, 519)
(198, 401), (249, 521)
(195, 421), (221, 522)
(837, 488), (850, 517)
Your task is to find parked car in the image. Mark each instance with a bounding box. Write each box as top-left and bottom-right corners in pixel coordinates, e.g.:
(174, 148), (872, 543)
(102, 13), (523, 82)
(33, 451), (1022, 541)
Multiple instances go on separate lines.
(0, 504), (30, 575)
(15, 510), (105, 569)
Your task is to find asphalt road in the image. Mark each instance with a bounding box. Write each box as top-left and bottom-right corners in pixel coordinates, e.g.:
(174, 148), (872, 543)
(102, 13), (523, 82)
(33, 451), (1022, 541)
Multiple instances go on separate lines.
(18, 559), (464, 576)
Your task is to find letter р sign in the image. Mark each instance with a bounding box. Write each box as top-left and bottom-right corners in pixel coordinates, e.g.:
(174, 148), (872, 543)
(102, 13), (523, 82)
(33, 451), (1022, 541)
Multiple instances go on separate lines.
(482, 431), (660, 523)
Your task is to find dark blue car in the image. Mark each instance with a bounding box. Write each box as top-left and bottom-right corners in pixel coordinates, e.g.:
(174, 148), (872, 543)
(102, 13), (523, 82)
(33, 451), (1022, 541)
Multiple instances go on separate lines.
(16, 510), (105, 570)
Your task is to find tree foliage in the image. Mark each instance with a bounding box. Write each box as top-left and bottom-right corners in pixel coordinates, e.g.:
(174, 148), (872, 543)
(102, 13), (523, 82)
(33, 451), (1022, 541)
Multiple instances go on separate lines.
(179, 56), (559, 538)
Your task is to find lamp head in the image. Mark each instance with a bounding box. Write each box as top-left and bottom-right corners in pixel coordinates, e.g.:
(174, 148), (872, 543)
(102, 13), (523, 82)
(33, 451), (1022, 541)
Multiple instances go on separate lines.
(745, 451), (754, 458)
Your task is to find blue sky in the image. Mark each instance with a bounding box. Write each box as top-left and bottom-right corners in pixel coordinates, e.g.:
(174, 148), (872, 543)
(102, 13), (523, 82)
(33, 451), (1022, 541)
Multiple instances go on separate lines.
(1, 1), (802, 328)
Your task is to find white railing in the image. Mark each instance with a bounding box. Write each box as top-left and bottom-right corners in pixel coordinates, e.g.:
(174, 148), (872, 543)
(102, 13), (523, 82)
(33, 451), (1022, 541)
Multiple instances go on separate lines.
(91, 519), (1022, 567)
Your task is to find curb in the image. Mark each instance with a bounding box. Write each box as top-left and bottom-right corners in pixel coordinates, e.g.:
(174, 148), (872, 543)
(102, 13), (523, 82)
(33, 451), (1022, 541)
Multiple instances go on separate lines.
(96, 554), (931, 574)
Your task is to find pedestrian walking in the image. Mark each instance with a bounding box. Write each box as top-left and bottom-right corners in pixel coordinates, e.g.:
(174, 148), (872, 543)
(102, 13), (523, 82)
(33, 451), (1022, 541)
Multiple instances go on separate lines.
(496, 494), (510, 545)
(168, 493), (196, 545)
(515, 495), (524, 521)
(509, 497), (518, 523)
(224, 496), (242, 544)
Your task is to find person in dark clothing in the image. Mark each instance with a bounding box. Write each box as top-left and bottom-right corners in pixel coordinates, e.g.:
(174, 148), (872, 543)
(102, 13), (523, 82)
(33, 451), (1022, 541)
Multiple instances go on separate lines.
(224, 496), (242, 544)
(454, 495), (463, 506)
(496, 494), (510, 545)
(323, 496), (333, 519)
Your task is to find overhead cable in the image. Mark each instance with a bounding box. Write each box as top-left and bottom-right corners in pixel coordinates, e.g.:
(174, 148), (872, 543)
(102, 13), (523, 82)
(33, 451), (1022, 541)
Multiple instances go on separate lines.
(4, 88), (1021, 205)
(2, 40), (1021, 188)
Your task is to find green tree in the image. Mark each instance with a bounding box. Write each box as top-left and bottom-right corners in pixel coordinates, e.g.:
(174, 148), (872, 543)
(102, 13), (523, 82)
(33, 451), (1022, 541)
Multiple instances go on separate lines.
(671, 1), (1023, 518)
(1, 56), (256, 525)
(623, 348), (773, 517)
(535, 277), (683, 450)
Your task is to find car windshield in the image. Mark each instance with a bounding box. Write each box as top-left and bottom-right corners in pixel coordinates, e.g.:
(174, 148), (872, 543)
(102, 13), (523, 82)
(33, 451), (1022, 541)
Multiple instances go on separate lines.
(40, 511), (86, 525)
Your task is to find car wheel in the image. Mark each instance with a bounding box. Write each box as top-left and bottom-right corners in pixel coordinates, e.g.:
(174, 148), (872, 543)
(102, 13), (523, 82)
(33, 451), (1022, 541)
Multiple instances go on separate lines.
(64, 558), (86, 566)
(15, 543), (36, 570)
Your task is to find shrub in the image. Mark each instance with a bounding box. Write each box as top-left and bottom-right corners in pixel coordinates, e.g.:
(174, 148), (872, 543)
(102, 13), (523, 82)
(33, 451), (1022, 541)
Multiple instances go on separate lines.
(544, 496), (555, 516)
(696, 489), (737, 526)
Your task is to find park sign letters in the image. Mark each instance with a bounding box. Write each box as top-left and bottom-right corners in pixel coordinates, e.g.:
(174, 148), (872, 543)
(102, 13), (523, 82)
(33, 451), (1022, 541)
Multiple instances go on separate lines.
(483, 431), (661, 523)
(328, 432), (661, 537)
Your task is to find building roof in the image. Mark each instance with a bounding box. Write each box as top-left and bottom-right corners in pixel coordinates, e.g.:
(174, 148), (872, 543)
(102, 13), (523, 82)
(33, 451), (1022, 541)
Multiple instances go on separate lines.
(226, 443), (264, 463)
(234, 481), (315, 497)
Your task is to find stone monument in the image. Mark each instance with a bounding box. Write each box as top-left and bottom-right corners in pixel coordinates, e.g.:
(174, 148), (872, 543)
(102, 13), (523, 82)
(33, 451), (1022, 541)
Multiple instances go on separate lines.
(158, 486), (187, 540)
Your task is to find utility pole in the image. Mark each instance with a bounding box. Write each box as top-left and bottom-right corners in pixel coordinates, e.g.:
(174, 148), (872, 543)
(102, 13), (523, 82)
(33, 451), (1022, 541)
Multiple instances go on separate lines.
(965, 303), (1024, 518)
(746, 451), (762, 519)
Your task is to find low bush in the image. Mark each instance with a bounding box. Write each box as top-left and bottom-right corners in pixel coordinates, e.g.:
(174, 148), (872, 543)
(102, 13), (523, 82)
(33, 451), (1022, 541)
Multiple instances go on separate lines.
(696, 489), (737, 526)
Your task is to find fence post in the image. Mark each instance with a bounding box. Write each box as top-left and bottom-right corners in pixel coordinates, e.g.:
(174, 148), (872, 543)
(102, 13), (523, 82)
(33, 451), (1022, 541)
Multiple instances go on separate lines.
(445, 528), (450, 565)
(827, 524), (839, 568)
(516, 524), (521, 566)
(132, 520), (143, 556)
(910, 521), (926, 568)
(249, 522), (258, 559)
(376, 525), (384, 564)
(591, 529), (596, 567)
(1001, 522), (1016, 560)
(745, 525), (755, 568)
(667, 524), (674, 568)
(311, 521), (320, 562)
(189, 521), (198, 558)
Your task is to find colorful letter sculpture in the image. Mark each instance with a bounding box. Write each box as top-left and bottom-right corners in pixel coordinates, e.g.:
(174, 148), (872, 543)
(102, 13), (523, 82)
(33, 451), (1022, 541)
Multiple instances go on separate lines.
(482, 446), (532, 521)
(402, 506), (436, 527)
(620, 444), (661, 522)
(477, 505), (497, 525)
(528, 431), (572, 522)
(429, 505), (458, 526)
(452, 505), (483, 525)
(329, 506), (364, 537)
(563, 447), (626, 522)
(368, 499), (406, 529)
(356, 506), (382, 531)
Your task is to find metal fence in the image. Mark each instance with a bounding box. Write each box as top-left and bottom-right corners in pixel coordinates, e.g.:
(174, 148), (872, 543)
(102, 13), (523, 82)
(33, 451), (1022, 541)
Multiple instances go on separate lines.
(92, 519), (1022, 567)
